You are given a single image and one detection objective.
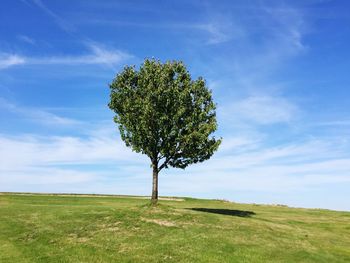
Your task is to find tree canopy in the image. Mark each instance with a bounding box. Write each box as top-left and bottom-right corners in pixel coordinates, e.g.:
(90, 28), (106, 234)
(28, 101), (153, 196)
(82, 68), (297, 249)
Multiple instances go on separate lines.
(109, 59), (221, 203)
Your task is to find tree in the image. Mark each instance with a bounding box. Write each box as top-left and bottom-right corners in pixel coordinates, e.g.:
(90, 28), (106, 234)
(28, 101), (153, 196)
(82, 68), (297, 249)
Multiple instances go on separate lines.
(108, 59), (221, 205)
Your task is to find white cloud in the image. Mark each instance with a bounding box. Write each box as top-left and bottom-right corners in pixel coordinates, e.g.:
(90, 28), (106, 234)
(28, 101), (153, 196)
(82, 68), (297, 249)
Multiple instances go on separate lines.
(195, 22), (234, 45)
(189, 139), (346, 173)
(0, 134), (144, 170)
(221, 95), (299, 125)
(31, 0), (75, 33)
(0, 43), (131, 70)
(29, 43), (130, 67)
(1, 126), (342, 188)
(0, 98), (80, 126)
(1, 167), (97, 185)
(218, 135), (262, 153)
(0, 54), (26, 69)
(313, 120), (350, 126)
(264, 5), (306, 53)
(1, 124), (349, 210)
(17, 35), (36, 45)
(159, 137), (350, 209)
(77, 13), (239, 45)
(0, 125), (150, 194)
(207, 4), (307, 86)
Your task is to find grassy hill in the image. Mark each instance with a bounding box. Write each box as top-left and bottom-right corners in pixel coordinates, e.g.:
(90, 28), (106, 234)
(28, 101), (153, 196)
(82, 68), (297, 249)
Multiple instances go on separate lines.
(0, 193), (349, 262)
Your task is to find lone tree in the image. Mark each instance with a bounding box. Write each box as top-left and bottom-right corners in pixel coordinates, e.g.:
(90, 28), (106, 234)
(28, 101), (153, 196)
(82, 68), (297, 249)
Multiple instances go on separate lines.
(108, 59), (221, 204)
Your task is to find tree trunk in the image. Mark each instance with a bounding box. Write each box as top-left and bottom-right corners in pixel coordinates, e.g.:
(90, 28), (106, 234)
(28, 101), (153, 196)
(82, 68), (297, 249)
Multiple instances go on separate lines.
(151, 163), (158, 205)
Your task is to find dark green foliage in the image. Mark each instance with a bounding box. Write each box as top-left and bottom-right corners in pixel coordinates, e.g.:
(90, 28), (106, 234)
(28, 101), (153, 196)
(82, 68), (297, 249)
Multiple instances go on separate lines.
(108, 59), (221, 170)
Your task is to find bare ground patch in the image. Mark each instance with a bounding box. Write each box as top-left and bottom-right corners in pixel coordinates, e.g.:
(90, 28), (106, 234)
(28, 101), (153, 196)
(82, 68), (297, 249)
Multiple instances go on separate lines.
(66, 234), (90, 244)
(141, 218), (177, 227)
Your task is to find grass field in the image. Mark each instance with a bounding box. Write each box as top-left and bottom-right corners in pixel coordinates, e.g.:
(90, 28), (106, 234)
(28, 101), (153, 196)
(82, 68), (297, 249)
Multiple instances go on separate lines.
(0, 193), (349, 262)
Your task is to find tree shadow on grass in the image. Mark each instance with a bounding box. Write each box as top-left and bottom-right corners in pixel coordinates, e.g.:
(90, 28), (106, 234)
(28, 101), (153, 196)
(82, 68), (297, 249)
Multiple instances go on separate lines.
(188, 208), (255, 217)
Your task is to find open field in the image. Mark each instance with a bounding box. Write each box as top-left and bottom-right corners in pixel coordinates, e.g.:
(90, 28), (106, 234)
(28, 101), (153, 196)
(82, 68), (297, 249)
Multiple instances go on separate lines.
(0, 193), (349, 262)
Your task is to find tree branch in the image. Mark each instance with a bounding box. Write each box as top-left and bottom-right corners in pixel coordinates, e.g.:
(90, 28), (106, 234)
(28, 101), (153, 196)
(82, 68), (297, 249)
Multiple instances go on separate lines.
(158, 158), (168, 171)
(157, 153), (165, 162)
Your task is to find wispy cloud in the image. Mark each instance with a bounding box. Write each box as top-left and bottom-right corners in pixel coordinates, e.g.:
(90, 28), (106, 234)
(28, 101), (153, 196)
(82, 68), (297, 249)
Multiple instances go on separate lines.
(31, 0), (75, 33)
(158, 136), (350, 209)
(218, 135), (262, 153)
(0, 97), (80, 126)
(0, 43), (131, 70)
(0, 127), (148, 192)
(17, 35), (36, 45)
(206, 5), (306, 130)
(29, 43), (131, 67)
(220, 95), (299, 125)
(1, 118), (349, 210)
(0, 54), (26, 69)
(16, 1), (131, 71)
(83, 18), (235, 45)
(195, 22), (232, 45)
(1, 167), (97, 186)
(0, 133), (143, 170)
(205, 4), (308, 84)
(313, 120), (350, 126)
(263, 5), (307, 53)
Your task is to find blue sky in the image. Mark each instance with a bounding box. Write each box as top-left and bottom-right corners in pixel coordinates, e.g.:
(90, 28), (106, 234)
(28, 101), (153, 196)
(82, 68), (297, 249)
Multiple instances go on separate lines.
(1, 0), (350, 211)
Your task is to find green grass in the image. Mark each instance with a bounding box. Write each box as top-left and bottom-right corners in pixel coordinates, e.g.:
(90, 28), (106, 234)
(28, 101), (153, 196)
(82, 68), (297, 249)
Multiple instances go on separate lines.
(0, 193), (349, 262)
